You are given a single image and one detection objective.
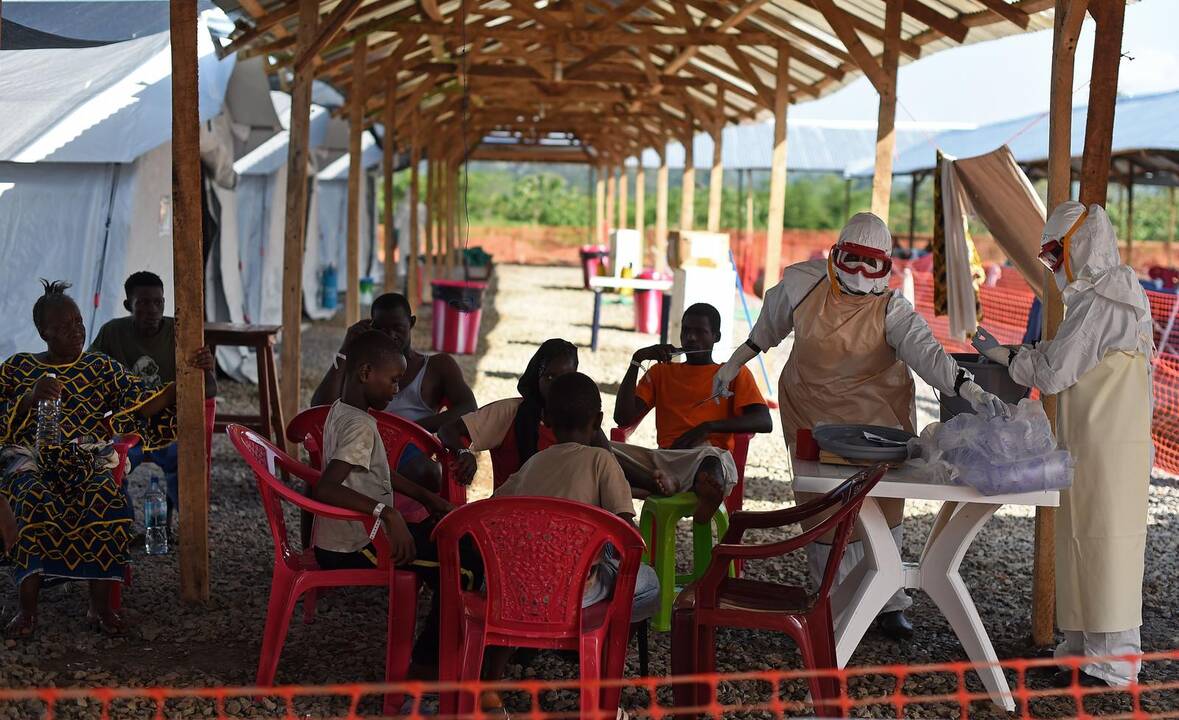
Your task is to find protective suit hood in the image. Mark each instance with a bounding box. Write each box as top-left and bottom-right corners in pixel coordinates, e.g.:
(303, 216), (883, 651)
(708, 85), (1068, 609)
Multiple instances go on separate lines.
(1044, 202), (1149, 320)
(832, 212), (892, 295)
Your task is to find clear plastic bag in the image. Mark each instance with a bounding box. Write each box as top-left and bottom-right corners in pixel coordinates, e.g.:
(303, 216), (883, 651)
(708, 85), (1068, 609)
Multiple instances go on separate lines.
(911, 399), (1073, 495)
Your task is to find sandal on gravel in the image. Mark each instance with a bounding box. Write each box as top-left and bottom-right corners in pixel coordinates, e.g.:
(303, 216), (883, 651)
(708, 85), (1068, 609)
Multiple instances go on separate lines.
(5, 612), (36, 639)
(86, 610), (127, 636)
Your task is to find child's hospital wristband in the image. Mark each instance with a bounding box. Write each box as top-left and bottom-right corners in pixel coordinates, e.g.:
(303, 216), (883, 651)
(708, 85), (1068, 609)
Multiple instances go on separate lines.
(369, 502), (387, 541)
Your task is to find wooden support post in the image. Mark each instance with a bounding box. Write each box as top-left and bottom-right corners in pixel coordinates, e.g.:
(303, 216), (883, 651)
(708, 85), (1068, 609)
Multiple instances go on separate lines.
(1078, 0), (1125, 207)
(908, 174), (919, 248)
(1125, 168), (1135, 265)
(1034, 0), (1089, 649)
(605, 167), (617, 246)
(764, 49), (790, 293)
(446, 160), (457, 276)
(618, 166), (629, 230)
(279, 0), (317, 439)
(408, 119), (421, 307)
(382, 78), (397, 293)
(595, 167), (606, 245)
(655, 147), (669, 272)
(1168, 187), (1176, 266)
(635, 163), (646, 256)
(345, 36), (367, 325)
(707, 114), (724, 233)
(171, 0), (209, 603)
(680, 120), (695, 231)
(745, 169), (754, 246)
(871, 0), (901, 221)
(425, 154), (436, 293)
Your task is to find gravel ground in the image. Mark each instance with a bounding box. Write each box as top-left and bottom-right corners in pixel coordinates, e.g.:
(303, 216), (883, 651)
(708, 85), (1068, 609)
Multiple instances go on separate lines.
(1, 264), (1176, 719)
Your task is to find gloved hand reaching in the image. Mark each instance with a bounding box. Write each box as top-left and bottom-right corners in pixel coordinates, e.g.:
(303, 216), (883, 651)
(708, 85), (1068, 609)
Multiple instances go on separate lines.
(980, 346), (1013, 366)
(711, 342), (758, 401)
(958, 380), (1010, 419)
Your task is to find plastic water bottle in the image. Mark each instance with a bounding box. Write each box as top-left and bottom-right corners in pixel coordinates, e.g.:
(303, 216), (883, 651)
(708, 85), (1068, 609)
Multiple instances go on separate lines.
(144, 477), (169, 555)
(34, 373), (61, 450)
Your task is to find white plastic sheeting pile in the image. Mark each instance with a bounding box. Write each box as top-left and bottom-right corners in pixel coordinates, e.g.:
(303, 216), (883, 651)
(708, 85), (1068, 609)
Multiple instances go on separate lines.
(909, 399), (1073, 495)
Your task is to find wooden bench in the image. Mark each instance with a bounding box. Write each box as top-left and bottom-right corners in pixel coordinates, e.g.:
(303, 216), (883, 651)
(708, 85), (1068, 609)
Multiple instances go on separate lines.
(587, 275), (675, 351)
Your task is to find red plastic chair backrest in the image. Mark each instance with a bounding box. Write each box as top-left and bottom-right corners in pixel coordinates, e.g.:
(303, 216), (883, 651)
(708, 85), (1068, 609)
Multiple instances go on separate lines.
(701, 464), (887, 606)
(433, 497), (644, 635)
(228, 424), (388, 570)
(286, 405), (331, 470)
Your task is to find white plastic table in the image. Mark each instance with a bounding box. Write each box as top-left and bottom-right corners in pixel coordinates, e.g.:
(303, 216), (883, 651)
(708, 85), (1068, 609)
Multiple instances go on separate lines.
(792, 458), (1060, 712)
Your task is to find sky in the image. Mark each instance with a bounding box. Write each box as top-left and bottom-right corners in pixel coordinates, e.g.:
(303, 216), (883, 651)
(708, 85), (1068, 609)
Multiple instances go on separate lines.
(792, 0), (1179, 127)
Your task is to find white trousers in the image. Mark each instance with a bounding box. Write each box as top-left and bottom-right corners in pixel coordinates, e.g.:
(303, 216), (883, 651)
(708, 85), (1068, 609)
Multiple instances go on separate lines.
(1055, 628), (1142, 687)
(806, 524), (912, 614)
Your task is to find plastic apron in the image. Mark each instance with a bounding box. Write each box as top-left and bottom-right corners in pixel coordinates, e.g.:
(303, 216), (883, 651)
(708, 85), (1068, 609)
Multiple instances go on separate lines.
(779, 284), (916, 445)
(1056, 350), (1152, 633)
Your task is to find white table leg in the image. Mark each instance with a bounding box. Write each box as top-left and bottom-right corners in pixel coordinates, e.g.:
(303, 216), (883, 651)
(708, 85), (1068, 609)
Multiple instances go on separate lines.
(830, 497), (905, 668)
(918, 502), (1015, 712)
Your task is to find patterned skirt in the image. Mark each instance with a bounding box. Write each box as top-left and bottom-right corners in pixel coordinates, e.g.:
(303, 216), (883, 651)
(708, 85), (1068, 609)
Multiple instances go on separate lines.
(1, 444), (134, 584)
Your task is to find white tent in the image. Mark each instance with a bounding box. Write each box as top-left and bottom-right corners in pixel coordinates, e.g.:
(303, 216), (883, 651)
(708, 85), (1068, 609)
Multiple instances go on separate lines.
(0, 11), (236, 359)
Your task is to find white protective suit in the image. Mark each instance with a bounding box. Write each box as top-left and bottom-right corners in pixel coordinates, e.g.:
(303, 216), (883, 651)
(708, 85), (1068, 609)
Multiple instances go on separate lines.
(715, 213), (1002, 612)
(1009, 202), (1154, 687)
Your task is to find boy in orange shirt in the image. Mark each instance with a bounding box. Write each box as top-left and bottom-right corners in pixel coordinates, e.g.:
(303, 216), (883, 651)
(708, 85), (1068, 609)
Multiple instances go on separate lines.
(614, 303), (772, 523)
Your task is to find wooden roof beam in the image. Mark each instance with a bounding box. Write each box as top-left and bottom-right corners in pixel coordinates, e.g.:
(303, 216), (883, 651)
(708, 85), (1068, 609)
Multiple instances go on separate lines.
(901, 0), (968, 43)
(663, 0), (773, 74)
(972, 0), (1032, 29)
(420, 0), (444, 22)
(411, 60), (700, 86)
(224, 2), (298, 55)
(293, 0), (367, 74)
(809, 0), (889, 92)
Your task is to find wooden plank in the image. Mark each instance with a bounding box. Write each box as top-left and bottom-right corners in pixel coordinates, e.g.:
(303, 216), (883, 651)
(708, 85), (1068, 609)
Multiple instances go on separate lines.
(408, 120), (422, 308)
(764, 48), (789, 292)
(1078, 0), (1125, 206)
(606, 166), (617, 243)
(809, 0), (889, 93)
(595, 168), (606, 244)
(170, 0), (209, 604)
(293, 0), (365, 75)
(973, 0), (1032, 28)
(619, 166), (630, 230)
(635, 163), (647, 252)
(663, 0), (773, 75)
(420, 0), (443, 22)
(346, 36), (367, 326)
(425, 154), (436, 292)
(223, 2), (299, 55)
(411, 60), (699, 86)
(655, 147), (669, 271)
(707, 96), (724, 233)
(280, 0), (318, 441)
(383, 76), (398, 293)
(589, 0), (652, 29)
(745, 168), (754, 248)
(680, 118), (695, 231)
(870, 0), (901, 221)
(902, 0), (968, 43)
(1169, 186), (1176, 267)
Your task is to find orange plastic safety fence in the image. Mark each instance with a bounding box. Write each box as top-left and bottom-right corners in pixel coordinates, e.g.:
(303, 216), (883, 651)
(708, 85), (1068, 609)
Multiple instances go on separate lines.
(1, 651), (1177, 719)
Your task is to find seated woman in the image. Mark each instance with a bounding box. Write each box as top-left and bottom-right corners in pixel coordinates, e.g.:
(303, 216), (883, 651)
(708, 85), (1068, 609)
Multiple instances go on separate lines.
(439, 338), (599, 487)
(0, 281), (190, 638)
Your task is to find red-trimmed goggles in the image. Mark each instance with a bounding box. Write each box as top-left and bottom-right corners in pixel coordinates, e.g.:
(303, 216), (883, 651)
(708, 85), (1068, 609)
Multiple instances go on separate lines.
(831, 243), (892, 279)
(1037, 210), (1089, 273)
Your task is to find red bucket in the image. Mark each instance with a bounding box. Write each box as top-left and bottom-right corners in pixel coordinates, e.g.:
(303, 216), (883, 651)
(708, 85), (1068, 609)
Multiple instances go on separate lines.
(634, 269), (670, 334)
(579, 245), (609, 289)
(431, 280), (486, 355)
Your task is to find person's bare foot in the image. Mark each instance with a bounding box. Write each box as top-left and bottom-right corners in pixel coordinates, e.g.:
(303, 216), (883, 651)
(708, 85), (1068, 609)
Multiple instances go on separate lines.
(692, 459), (725, 525)
(86, 609), (127, 636)
(5, 612), (35, 639)
(652, 470), (674, 496)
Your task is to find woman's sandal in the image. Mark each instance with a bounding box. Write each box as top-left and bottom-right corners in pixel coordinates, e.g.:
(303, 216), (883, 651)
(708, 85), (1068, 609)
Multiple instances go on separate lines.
(86, 610), (127, 637)
(5, 612), (36, 639)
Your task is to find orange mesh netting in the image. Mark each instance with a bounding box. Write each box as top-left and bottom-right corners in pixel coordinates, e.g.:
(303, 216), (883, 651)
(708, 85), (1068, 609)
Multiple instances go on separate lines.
(3, 650), (1177, 719)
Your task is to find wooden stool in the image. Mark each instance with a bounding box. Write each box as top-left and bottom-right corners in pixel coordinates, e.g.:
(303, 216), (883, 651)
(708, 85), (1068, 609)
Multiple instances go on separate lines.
(205, 323), (286, 447)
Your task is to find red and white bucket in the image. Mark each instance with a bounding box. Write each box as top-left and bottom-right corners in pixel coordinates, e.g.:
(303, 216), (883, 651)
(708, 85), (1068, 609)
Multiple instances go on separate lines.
(431, 280), (487, 355)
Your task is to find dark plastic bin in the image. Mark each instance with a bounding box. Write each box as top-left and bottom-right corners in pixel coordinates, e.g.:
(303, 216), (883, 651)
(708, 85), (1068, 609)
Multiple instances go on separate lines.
(939, 350), (1030, 421)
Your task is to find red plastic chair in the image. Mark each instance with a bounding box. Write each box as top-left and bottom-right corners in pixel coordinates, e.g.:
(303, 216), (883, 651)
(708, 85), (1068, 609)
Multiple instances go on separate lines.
(227, 424), (420, 705)
(435, 497), (645, 719)
(670, 464), (886, 718)
(286, 405), (466, 505)
(610, 421), (753, 515)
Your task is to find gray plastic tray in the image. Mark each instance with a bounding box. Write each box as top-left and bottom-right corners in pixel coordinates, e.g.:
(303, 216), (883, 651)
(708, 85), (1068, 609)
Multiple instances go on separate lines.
(812, 424), (916, 462)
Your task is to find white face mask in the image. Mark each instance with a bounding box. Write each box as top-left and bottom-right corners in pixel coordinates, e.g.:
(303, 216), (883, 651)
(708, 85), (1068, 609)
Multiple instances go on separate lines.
(836, 268), (887, 295)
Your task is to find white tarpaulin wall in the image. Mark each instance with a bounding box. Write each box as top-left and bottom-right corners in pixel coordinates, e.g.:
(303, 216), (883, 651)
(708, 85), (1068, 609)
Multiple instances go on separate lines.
(0, 13), (235, 359)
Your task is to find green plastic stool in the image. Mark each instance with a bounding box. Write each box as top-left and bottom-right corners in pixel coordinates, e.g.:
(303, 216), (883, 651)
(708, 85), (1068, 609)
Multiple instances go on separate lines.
(638, 492), (730, 632)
